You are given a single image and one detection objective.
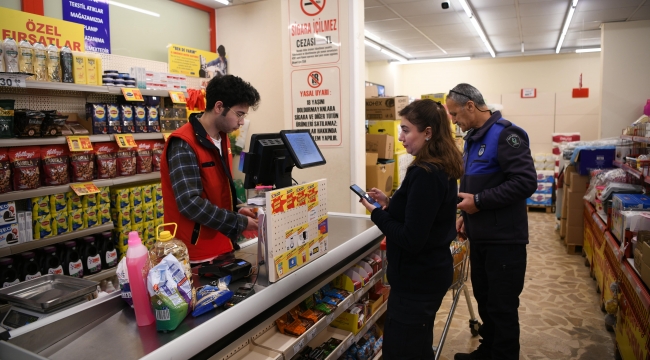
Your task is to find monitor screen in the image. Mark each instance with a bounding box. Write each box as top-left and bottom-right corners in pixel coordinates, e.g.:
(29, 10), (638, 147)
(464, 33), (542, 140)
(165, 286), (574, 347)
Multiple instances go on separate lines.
(281, 130), (326, 169)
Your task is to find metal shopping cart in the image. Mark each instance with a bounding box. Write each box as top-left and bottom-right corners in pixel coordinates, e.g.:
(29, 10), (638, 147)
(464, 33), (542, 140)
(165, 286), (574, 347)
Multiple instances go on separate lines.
(432, 239), (481, 360)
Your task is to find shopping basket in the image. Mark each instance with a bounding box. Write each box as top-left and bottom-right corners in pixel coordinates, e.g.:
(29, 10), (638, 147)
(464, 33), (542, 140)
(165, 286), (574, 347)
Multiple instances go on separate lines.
(432, 239), (481, 360)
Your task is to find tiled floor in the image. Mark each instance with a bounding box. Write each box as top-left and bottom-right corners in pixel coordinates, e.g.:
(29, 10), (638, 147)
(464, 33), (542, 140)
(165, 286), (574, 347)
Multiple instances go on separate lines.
(433, 212), (617, 360)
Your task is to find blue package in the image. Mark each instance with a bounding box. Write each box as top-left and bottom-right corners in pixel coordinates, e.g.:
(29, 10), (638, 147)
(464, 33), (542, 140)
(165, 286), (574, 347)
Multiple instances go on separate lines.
(106, 104), (122, 134)
(192, 276), (234, 317)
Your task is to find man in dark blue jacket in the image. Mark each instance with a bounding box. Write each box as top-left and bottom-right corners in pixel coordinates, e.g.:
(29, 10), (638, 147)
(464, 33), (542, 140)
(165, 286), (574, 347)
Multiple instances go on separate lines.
(448, 84), (537, 360)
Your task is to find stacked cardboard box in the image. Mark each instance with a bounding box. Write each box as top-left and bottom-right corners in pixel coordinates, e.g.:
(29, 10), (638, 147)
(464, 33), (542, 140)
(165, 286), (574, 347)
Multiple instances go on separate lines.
(365, 137), (395, 194)
(560, 165), (589, 245)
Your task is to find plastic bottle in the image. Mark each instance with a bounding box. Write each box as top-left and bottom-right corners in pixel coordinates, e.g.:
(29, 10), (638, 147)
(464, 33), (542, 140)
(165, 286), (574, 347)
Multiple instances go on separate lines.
(38, 246), (63, 275)
(644, 100), (650, 116)
(0, 258), (19, 288)
(59, 241), (83, 278)
(78, 236), (102, 275)
(18, 252), (41, 281)
(380, 238), (389, 287)
(126, 231), (155, 326)
(150, 223), (194, 307)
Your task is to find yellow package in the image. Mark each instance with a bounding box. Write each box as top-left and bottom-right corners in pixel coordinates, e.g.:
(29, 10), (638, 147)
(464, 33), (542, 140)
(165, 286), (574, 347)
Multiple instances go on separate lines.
(142, 204), (154, 223)
(98, 203), (111, 225)
(130, 186), (143, 207)
(49, 193), (67, 214)
(52, 212), (69, 236)
(111, 188), (130, 209)
(96, 56), (103, 85)
(99, 187), (110, 204)
(131, 205), (143, 225)
(66, 192), (81, 210)
(32, 196), (50, 217)
(68, 209), (83, 232)
(84, 207), (98, 228)
(34, 215), (53, 240)
(82, 193), (98, 209)
(154, 183), (163, 202)
(72, 52), (86, 84)
(142, 185), (153, 205)
(113, 207), (131, 228)
(144, 221), (155, 241)
(85, 56), (98, 85)
(113, 226), (131, 248)
(155, 202), (164, 219)
(132, 223), (144, 241)
(154, 217), (163, 228)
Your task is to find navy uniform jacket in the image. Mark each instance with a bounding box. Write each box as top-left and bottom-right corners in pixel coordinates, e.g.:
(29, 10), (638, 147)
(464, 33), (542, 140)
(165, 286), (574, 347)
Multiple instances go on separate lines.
(460, 111), (537, 244)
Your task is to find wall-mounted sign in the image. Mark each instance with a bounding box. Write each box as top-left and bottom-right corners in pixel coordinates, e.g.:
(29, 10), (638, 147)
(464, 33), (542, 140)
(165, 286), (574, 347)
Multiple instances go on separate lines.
(289, 0), (340, 67)
(572, 73), (589, 98)
(0, 6), (85, 50)
(62, 0), (111, 54)
(291, 66), (342, 146)
(168, 43), (227, 79)
(521, 88), (536, 98)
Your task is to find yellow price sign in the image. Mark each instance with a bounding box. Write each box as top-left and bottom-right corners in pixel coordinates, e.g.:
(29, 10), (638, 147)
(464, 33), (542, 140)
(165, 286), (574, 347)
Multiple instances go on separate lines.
(66, 136), (93, 152)
(163, 133), (171, 141)
(115, 134), (137, 148)
(121, 87), (144, 101)
(70, 182), (100, 196)
(168, 91), (187, 104)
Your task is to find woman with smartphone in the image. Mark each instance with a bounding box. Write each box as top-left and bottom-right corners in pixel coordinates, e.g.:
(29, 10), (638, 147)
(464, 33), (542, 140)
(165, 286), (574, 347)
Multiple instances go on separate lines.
(359, 99), (463, 360)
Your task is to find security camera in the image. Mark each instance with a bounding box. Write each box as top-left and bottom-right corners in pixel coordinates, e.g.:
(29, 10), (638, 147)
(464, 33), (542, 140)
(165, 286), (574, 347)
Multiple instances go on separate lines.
(442, 2), (450, 9)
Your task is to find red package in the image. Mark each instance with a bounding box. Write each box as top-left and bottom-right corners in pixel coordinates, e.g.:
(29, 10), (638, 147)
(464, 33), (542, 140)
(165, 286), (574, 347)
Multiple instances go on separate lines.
(94, 142), (118, 179)
(152, 141), (165, 172)
(136, 141), (153, 174)
(70, 150), (95, 182)
(41, 145), (70, 186)
(116, 149), (136, 177)
(9, 146), (41, 190)
(0, 148), (11, 193)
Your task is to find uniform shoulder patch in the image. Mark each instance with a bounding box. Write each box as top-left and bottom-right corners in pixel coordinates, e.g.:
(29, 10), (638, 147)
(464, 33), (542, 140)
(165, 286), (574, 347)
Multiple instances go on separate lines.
(506, 134), (521, 148)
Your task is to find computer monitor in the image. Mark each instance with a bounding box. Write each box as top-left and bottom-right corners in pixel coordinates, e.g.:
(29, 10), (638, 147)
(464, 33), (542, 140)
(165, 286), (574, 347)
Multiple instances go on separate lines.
(280, 130), (326, 169)
(242, 130), (326, 189)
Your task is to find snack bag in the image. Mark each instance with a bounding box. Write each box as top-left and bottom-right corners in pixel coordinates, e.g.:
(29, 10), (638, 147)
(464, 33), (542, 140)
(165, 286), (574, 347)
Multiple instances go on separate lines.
(142, 185), (153, 205)
(33, 42), (47, 81)
(3, 37), (19, 73)
(111, 188), (129, 209)
(130, 186), (143, 207)
(98, 187), (110, 204)
(95, 142), (117, 179)
(34, 214), (53, 240)
(131, 205), (143, 225)
(52, 212), (69, 236)
(147, 254), (192, 331)
(98, 203), (111, 225)
(0, 148), (10, 194)
(154, 183), (163, 202)
(143, 204), (154, 223)
(18, 40), (34, 78)
(66, 192), (81, 210)
(9, 146), (41, 190)
(192, 276), (233, 317)
(31, 196), (50, 217)
(84, 207), (98, 228)
(68, 209), (83, 232)
(41, 145), (70, 186)
(82, 193), (98, 209)
(136, 141), (153, 174)
(49, 193), (67, 214)
(46, 44), (61, 82)
(152, 142), (165, 172)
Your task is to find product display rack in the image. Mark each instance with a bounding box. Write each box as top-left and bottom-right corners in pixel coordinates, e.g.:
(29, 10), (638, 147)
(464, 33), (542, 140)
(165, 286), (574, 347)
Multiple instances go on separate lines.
(0, 223), (114, 258)
(0, 133), (168, 148)
(84, 267), (117, 282)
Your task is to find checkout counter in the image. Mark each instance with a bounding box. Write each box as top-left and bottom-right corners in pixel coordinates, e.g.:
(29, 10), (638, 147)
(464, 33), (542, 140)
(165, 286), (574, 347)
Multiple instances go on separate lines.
(0, 213), (383, 359)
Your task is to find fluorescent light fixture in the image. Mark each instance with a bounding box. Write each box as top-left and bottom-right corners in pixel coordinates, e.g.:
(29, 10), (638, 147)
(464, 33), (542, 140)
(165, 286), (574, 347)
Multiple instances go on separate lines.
(575, 47), (601, 53)
(107, 1), (160, 17)
(521, 42), (524, 53)
(457, 0), (495, 58)
(364, 40), (381, 51)
(556, 0), (578, 53)
(364, 30), (381, 43)
(381, 48), (408, 62)
(214, 0), (231, 4)
(398, 57), (471, 64)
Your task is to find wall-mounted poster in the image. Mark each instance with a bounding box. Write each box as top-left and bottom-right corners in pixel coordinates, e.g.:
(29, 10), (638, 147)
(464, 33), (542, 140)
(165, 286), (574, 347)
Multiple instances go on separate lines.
(168, 43), (227, 79)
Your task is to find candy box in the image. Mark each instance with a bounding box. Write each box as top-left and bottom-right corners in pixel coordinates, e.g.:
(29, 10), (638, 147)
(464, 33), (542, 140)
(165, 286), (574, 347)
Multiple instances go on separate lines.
(0, 201), (17, 225)
(0, 223), (19, 247)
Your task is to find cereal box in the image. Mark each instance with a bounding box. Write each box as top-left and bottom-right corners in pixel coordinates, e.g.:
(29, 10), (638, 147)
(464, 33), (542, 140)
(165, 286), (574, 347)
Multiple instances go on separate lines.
(52, 212), (68, 236)
(66, 192), (81, 210)
(31, 196), (50, 217)
(68, 209), (83, 232)
(34, 214), (53, 239)
(49, 193), (67, 214)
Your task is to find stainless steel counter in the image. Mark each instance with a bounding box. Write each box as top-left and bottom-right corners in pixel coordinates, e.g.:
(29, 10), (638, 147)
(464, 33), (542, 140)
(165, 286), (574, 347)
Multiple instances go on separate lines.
(2, 214), (382, 360)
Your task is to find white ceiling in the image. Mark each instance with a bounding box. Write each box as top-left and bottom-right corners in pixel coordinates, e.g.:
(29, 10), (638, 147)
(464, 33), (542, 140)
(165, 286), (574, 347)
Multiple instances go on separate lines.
(365, 0), (650, 61)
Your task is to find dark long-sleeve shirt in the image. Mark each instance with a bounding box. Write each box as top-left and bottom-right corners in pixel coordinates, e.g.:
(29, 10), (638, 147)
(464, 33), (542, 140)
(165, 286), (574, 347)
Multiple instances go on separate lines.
(166, 137), (247, 243)
(371, 163), (456, 299)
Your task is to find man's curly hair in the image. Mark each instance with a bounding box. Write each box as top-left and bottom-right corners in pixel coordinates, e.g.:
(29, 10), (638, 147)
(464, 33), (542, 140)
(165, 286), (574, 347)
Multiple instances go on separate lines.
(205, 75), (260, 111)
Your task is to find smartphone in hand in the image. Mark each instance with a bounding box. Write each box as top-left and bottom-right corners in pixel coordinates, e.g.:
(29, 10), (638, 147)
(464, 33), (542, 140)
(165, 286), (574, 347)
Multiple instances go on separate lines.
(350, 184), (381, 208)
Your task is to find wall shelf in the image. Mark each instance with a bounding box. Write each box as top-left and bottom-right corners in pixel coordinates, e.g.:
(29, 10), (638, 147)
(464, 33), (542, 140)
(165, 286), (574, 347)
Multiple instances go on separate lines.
(0, 133), (165, 148)
(85, 267), (117, 282)
(0, 223), (114, 257)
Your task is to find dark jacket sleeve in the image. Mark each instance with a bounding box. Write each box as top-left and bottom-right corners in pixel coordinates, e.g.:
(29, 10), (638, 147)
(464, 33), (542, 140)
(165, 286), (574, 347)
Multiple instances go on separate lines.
(370, 167), (444, 253)
(479, 125), (537, 210)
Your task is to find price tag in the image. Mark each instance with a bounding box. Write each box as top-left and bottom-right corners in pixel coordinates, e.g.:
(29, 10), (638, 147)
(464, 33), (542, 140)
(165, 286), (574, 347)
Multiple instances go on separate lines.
(114, 134), (137, 148)
(66, 136), (93, 152)
(168, 91), (187, 104)
(70, 182), (100, 196)
(338, 346), (345, 356)
(121, 87), (144, 101)
(326, 313), (335, 324)
(348, 336), (355, 346)
(163, 133), (171, 141)
(292, 338), (305, 354)
(307, 328), (317, 341)
(0, 73), (28, 88)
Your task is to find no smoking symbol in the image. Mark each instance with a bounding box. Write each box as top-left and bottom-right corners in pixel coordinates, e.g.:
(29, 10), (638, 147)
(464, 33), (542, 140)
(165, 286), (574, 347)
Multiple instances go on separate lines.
(308, 71), (323, 88)
(301, 0), (326, 16)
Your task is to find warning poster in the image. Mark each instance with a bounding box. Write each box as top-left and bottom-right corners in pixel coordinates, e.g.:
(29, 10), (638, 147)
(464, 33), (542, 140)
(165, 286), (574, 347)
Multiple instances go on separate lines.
(289, 0), (340, 67)
(291, 67), (341, 146)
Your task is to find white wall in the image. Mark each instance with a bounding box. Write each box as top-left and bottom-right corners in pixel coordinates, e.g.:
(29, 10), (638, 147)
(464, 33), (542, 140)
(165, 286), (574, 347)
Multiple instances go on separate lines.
(600, 20), (650, 138)
(5, 1), (211, 62)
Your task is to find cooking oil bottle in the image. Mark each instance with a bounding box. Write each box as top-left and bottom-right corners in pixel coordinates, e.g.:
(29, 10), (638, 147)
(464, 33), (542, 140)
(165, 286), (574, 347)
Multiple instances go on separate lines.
(150, 223), (195, 308)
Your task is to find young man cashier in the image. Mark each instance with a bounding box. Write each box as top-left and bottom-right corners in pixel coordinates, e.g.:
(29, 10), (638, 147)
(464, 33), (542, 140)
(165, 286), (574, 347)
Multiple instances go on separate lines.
(161, 75), (260, 263)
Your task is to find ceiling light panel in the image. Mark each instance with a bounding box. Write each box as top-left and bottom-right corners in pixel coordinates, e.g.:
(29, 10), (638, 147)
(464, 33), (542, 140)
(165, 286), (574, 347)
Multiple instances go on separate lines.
(364, 6), (399, 22)
(518, 1), (572, 17)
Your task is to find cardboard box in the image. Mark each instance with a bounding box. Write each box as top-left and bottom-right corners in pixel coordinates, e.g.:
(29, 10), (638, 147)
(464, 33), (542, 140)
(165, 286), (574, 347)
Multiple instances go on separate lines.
(421, 93), (447, 104)
(0, 201), (16, 225)
(365, 85), (379, 98)
(366, 162), (395, 194)
(611, 211), (650, 243)
(565, 225), (584, 246)
(641, 262), (650, 288)
(641, 240), (650, 267)
(577, 149), (615, 176)
(365, 96), (409, 120)
(569, 172), (589, 191)
(561, 185), (569, 219)
(633, 246), (643, 273)
(566, 188), (586, 209)
(366, 152), (378, 165)
(0, 223), (19, 247)
(560, 218), (567, 238)
(566, 205), (584, 227)
(368, 120), (404, 152)
(612, 194), (650, 211)
(564, 165), (577, 186)
(366, 134), (394, 159)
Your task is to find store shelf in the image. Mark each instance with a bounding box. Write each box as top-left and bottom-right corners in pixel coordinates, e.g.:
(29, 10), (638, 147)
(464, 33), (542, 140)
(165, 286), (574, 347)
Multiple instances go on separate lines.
(612, 160), (643, 179)
(85, 267), (117, 282)
(620, 135), (650, 144)
(0, 133), (165, 148)
(23, 80), (110, 93)
(352, 269), (383, 302)
(626, 258), (640, 277)
(349, 301), (387, 344)
(112, 172), (160, 186)
(0, 223), (114, 257)
(106, 86), (182, 98)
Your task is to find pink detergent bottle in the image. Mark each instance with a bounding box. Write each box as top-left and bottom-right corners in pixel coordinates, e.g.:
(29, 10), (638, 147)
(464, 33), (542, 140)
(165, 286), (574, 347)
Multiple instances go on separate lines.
(644, 100), (650, 116)
(126, 231), (155, 326)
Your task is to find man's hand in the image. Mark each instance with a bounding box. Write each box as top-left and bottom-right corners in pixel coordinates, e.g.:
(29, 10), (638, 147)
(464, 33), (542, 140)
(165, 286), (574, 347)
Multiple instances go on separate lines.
(457, 192), (479, 214)
(238, 207), (257, 218)
(456, 216), (466, 240)
(245, 216), (258, 232)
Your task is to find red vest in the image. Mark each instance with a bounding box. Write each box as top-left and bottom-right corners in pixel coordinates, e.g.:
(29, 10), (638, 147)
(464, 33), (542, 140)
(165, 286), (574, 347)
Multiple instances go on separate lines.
(161, 118), (236, 262)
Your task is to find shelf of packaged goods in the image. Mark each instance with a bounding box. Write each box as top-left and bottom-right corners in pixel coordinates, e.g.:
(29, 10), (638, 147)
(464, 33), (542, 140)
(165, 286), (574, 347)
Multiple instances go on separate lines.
(349, 301), (387, 345)
(0, 173), (160, 203)
(0, 223), (114, 257)
(0, 133), (166, 148)
(372, 350), (382, 360)
(23, 80), (110, 93)
(106, 86), (184, 98)
(85, 267), (117, 282)
(613, 160), (643, 179)
(620, 135), (635, 141)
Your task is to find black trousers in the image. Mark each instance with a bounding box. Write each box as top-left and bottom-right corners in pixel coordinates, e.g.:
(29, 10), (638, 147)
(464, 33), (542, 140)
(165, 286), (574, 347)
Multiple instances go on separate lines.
(382, 290), (447, 360)
(470, 242), (527, 360)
